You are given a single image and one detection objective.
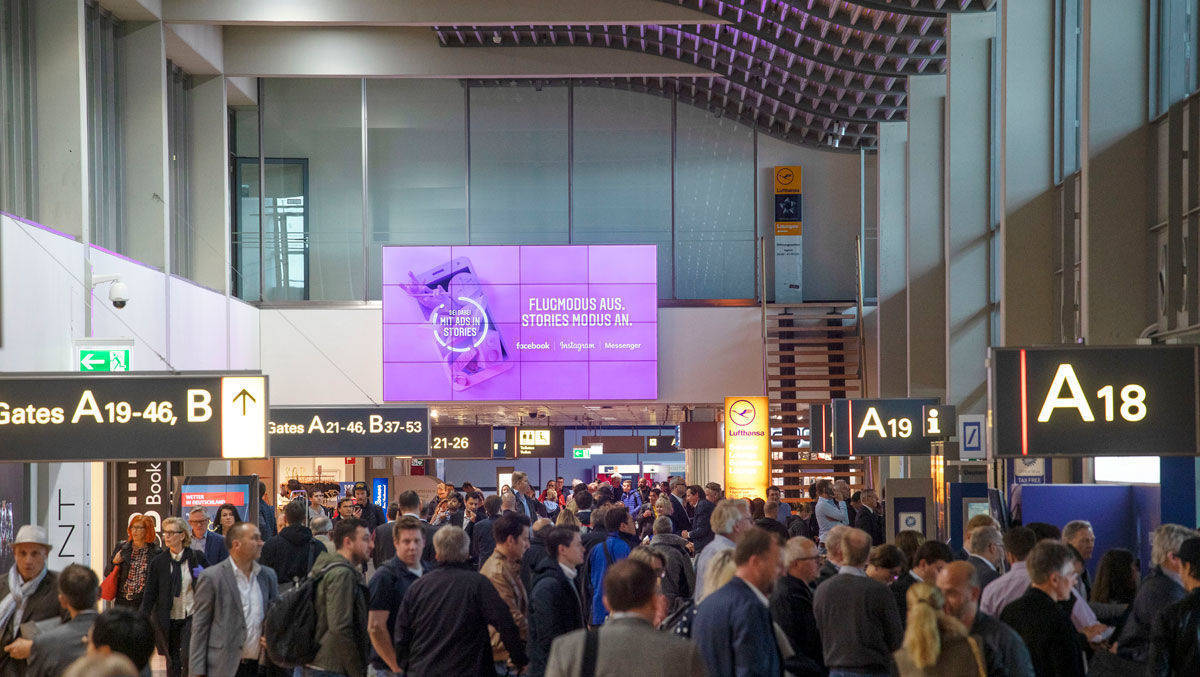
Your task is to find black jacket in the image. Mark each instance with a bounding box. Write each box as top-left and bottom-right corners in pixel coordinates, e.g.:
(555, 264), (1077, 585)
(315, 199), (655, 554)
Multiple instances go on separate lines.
(890, 571), (921, 620)
(259, 524), (324, 587)
(1119, 565), (1186, 663)
(527, 557), (584, 677)
(104, 541), (162, 606)
(394, 562), (527, 676)
(359, 501), (387, 533)
(688, 499), (716, 553)
(373, 521), (396, 570)
(650, 533), (695, 608)
(521, 532), (552, 592)
(668, 493), (691, 534)
(854, 506), (885, 546)
(139, 548), (209, 655)
(472, 517), (498, 568)
(769, 574), (825, 676)
(1149, 587), (1200, 676)
(971, 611), (1036, 677)
(1000, 587), (1086, 677)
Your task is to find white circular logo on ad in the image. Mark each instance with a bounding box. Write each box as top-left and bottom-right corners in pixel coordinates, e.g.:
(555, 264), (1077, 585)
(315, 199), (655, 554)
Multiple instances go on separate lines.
(430, 296), (489, 353)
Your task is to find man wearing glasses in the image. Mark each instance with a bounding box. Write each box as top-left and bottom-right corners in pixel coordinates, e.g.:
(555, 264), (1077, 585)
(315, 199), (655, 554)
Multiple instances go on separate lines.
(187, 508), (228, 566)
(769, 536), (825, 675)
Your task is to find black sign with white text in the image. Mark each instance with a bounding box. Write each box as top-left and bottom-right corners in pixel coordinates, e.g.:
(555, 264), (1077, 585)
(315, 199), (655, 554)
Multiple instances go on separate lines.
(990, 346), (1199, 457)
(430, 425), (493, 459)
(268, 407), (429, 456)
(510, 427), (565, 458)
(831, 398), (938, 456)
(0, 373), (267, 461)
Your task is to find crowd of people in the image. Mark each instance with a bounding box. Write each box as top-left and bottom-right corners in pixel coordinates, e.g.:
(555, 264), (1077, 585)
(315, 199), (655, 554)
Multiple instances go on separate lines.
(3, 473), (1200, 676)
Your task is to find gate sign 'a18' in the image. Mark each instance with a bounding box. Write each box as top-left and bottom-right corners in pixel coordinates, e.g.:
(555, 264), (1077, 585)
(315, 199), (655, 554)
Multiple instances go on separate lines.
(989, 346), (1200, 457)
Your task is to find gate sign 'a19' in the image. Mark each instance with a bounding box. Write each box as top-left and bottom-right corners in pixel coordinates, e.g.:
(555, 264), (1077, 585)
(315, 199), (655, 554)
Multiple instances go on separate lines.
(989, 346), (1200, 457)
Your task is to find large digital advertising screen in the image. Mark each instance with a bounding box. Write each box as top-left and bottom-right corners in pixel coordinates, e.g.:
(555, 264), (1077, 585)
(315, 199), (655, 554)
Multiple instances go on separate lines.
(382, 245), (657, 401)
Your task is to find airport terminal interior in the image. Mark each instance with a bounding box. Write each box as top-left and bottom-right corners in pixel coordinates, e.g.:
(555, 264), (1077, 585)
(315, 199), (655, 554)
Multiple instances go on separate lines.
(4, 0), (1200, 676)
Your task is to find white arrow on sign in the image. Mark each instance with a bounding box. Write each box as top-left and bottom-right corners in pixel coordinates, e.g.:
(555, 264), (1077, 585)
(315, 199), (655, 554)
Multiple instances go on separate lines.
(80, 354), (104, 370)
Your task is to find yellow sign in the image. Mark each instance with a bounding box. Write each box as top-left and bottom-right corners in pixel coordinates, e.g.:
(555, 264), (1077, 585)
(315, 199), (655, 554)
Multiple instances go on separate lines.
(724, 396), (770, 500)
(773, 166), (801, 194)
(773, 165), (802, 236)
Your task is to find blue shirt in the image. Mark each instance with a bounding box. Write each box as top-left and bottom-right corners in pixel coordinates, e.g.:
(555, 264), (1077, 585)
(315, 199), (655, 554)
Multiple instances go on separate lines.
(587, 534), (631, 625)
(815, 497), (849, 542)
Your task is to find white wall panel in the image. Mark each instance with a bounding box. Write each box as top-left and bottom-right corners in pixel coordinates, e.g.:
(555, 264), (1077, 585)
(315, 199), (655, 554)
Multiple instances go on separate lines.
(229, 298), (261, 371)
(90, 246), (170, 370)
(168, 276), (227, 370)
(0, 215), (85, 371)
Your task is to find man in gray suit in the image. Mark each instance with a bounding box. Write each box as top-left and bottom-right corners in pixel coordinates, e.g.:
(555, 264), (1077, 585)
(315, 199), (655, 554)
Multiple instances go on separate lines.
(545, 559), (707, 677)
(966, 526), (1004, 590)
(189, 522), (278, 677)
(28, 564), (99, 677)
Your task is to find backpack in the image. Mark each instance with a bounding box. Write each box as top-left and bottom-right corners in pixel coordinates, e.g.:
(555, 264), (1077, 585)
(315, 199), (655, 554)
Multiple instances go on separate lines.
(262, 560), (353, 667)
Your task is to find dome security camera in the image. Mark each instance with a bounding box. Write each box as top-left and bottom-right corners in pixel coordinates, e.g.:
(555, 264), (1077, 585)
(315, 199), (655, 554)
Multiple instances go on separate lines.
(91, 274), (130, 309)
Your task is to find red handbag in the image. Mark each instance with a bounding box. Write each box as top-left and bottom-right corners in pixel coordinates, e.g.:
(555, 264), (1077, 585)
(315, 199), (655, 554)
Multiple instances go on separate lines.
(100, 567), (119, 601)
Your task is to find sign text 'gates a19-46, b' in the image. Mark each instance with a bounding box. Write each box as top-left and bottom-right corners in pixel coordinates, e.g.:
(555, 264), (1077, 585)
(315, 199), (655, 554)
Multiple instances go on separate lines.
(0, 373), (268, 461)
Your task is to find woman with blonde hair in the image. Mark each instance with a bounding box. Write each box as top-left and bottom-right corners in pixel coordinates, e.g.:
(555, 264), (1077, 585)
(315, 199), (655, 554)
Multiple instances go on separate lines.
(893, 582), (987, 676)
(555, 508), (580, 530)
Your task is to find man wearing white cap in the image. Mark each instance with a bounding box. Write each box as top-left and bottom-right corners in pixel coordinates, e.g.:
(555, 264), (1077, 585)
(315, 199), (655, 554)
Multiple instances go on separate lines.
(0, 526), (63, 676)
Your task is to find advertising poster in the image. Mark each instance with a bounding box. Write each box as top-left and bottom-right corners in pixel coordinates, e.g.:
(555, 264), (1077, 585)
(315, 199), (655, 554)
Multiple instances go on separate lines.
(178, 475), (258, 527)
(773, 165), (803, 303)
(724, 396), (770, 500)
(382, 245), (658, 400)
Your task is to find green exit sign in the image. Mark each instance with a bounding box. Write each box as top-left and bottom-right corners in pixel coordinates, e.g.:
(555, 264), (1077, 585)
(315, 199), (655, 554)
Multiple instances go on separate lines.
(572, 447), (590, 459)
(78, 348), (131, 372)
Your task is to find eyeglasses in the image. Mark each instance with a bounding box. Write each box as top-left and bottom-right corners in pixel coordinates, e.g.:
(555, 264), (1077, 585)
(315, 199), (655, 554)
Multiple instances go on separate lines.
(163, 530), (183, 535)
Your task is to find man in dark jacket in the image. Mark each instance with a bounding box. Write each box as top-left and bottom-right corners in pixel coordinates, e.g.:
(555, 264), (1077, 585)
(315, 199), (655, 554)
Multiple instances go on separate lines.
(1119, 523), (1195, 664)
(257, 481), (277, 540)
(527, 527), (585, 677)
(471, 494), (503, 568)
(27, 564), (96, 677)
(260, 499), (326, 589)
(693, 528), (783, 677)
(770, 536), (825, 676)
(667, 479), (691, 534)
(354, 482), (387, 533)
(1148, 535), (1200, 676)
(368, 516), (431, 676)
(521, 518), (554, 592)
(684, 485), (716, 553)
(937, 561), (1035, 677)
(854, 489), (886, 546)
(0, 526), (63, 676)
(1000, 540), (1086, 677)
(394, 525), (527, 675)
(396, 490), (437, 564)
(371, 503), (401, 570)
(813, 528), (903, 675)
(649, 517), (696, 609)
(309, 518), (372, 677)
(891, 540), (953, 620)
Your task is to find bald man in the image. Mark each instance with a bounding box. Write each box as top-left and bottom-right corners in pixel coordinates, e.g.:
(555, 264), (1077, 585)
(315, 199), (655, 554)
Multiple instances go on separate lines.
(937, 561), (1034, 677)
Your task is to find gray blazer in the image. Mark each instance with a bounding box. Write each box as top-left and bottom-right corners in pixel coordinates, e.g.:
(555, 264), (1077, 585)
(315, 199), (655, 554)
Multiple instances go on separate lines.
(545, 616), (708, 677)
(188, 558), (278, 677)
(28, 610), (98, 677)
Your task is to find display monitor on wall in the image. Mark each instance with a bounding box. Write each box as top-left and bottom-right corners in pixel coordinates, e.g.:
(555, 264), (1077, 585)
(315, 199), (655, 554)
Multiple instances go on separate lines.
(177, 475), (259, 527)
(381, 245), (657, 400)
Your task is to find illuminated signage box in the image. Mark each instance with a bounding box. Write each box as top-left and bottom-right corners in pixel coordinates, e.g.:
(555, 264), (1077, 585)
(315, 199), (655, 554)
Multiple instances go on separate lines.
(382, 245), (658, 401)
(510, 426), (565, 459)
(268, 407), (428, 456)
(831, 398), (938, 456)
(809, 403), (830, 453)
(430, 425), (494, 459)
(0, 373), (267, 461)
(990, 346), (1200, 457)
(724, 396), (770, 500)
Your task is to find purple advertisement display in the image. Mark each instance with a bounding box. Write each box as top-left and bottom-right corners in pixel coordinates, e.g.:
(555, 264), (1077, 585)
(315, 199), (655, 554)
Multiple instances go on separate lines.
(382, 245), (658, 401)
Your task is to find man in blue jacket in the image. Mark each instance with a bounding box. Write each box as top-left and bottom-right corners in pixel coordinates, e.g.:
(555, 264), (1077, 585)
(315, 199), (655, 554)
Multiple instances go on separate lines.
(692, 527), (783, 677)
(587, 506), (633, 626)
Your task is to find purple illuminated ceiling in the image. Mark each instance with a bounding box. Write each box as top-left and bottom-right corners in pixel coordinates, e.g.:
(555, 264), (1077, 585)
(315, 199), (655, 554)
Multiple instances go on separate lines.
(434, 0), (995, 150)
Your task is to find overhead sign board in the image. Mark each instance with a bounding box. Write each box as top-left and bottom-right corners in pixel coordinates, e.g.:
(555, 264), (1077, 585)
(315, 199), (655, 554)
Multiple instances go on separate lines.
(382, 245), (658, 401)
(267, 406), (429, 456)
(725, 396), (770, 500)
(922, 404), (957, 438)
(0, 373), (267, 461)
(831, 398), (938, 456)
(510, 426), (565, 459)
(773, 166), (804, 303)
(809, 403), (830, 453)
(429, 425), (494, 459)
(990, 346), (1200, 457)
